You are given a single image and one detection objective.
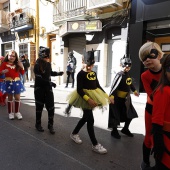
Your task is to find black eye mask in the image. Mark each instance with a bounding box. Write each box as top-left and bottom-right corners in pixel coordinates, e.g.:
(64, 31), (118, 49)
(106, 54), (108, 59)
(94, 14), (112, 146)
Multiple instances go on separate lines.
(142, 49), (158, 62)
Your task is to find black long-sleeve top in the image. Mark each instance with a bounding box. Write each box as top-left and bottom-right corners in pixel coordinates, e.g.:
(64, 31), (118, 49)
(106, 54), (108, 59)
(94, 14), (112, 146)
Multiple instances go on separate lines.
(77, 70), (105, 98)
(34, 58), (59, 87)
(109, 71), (136, 96)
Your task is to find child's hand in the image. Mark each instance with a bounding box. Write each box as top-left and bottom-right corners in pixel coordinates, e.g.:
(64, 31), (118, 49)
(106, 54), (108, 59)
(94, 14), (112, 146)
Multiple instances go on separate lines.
(109, 97), (114, 104)
(87, 98), (98, 108)
(1, 69), (9, 74)
(17, 61), (24, 69)
(134, 91), (140, 97)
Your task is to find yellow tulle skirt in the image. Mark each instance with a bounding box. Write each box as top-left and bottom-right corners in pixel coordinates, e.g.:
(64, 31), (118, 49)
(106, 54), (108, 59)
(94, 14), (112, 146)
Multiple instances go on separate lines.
(66, 88), (109, 109)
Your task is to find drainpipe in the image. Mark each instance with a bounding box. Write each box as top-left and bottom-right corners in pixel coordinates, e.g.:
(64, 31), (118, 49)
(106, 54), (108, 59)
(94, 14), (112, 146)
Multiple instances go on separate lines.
(36, 0), (39, 59)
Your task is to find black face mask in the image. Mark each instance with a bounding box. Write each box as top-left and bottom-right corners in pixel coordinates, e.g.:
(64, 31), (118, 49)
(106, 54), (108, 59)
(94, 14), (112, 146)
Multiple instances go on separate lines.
(142, 49), (158, 62)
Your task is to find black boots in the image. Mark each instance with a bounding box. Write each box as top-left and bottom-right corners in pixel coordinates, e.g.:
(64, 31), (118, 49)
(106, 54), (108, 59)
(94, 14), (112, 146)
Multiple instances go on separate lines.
(111, 127), (134, 139)
(64, 104), (72, 117)
(35, 124), (55, 134)
(48, 125), (55, 134)
(35, 124), (44, 132)
(111, 128), (121, 139)
(121, 128), (134, 137)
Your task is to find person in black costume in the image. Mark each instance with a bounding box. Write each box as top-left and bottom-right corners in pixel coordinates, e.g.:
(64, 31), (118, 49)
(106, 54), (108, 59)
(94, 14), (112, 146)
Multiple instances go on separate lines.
(65, 52), (77, 88)
(34, 46), (64, 134)
(66, 49), (114, 154)
(108, 56), (139, 139)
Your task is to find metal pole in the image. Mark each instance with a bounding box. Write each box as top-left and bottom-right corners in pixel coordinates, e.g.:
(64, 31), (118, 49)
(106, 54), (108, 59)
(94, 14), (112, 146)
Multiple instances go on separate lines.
(36, 0), (39, 59)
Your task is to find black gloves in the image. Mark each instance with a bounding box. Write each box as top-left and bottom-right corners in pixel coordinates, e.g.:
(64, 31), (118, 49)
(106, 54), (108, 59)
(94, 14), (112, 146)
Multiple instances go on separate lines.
(50, 82), (56, 88)
(58, 71), (64, 76)
(151, 123), (165, 160)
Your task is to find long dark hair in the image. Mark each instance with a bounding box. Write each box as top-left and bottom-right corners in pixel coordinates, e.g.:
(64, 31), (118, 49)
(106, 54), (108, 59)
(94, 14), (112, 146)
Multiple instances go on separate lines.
(4, 50), (20, 71)
(153, 54), (170, 94)
(37, 58), (48, 73)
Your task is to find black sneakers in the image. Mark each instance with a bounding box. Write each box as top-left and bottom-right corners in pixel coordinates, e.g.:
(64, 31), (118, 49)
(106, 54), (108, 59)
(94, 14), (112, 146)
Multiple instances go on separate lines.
(121, 128), (134, 137)
(140, 161), (152, 170)
(48, 125), (55, 134)
(111, 129), (121, 139)
(35, 124), (44, 132)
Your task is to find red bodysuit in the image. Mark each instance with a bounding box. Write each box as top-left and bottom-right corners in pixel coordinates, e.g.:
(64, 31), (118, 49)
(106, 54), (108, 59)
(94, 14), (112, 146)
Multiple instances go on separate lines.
(141, 69), (161, 148)
(152, 86), (170, 168)
(0, 62), (25, 79)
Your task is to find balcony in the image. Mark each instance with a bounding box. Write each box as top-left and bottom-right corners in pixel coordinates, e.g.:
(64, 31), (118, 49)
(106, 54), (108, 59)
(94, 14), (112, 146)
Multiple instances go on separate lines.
(87, 0), (123, 10)
(53, 0), (88, 24)
(53, 0), (124, 25)
(0, 10), (10, 33)
(10, 8), (34, 32)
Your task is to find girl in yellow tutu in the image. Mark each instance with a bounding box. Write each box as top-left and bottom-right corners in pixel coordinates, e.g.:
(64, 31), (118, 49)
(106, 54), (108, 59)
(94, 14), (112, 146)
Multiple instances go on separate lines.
(67, 49), (114, 154)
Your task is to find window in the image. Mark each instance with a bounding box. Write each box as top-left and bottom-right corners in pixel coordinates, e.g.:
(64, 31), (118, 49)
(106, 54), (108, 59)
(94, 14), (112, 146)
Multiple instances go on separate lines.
(94, 50), (100, 62)
(19, 44), (28, 57)
(161, 43), (170, 52)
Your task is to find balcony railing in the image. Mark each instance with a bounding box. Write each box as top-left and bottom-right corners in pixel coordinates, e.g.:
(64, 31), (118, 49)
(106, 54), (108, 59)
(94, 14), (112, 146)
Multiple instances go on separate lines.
(53, 0), (87, 23)
(10, 7), (34, 32)
(87, 0), (122, 10)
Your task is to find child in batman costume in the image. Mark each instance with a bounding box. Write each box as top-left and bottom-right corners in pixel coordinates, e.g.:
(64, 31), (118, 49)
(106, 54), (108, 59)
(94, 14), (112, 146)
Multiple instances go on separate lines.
(66, 49), (114, 154)
(34, 46), (64, 134)
(108, 56), (139, 139)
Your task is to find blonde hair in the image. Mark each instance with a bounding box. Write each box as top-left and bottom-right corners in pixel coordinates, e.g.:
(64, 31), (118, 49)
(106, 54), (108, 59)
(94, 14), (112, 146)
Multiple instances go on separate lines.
(139, 42), (164, 61)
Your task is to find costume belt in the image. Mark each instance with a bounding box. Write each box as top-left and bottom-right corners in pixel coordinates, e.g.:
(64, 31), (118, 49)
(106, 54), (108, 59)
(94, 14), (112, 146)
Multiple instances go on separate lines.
(0, 78), (5, 82)
(163, 121), (170, 132)
(5, 77), (20, 81)
(117, 90), (128, 98)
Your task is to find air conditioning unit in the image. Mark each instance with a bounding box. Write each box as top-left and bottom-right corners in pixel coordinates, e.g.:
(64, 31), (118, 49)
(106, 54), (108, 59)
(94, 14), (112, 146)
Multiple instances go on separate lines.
(87, 0), (122, 10)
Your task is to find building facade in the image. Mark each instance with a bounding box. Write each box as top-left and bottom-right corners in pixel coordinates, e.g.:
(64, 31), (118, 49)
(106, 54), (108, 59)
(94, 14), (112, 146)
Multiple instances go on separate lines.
(2, 0), (169, 90)
(129, 0), (170, 92)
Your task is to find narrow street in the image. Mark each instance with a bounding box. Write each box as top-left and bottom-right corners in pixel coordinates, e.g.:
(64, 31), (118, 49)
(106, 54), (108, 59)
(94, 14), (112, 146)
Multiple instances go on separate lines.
(0, 83), (154, 170)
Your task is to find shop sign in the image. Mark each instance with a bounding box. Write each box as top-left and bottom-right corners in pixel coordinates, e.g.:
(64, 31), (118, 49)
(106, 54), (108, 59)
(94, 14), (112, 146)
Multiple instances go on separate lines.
(59, 20), (102, 36)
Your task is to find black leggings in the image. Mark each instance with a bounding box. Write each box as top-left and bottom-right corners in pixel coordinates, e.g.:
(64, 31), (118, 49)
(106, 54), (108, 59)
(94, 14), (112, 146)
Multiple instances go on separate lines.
(66, 71), (75, 86)
(34, 86), (54, 126)
(155, 160), (169, 170)
(72, 109), (98, 146)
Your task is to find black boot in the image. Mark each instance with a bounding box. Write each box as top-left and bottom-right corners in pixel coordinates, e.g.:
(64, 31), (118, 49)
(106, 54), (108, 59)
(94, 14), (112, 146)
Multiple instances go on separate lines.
(140, 143), (151, 170)
(48, 124), (55, 134)
(121, 128), (134, 137)
(35, 124), (44, 132)
(111, 128), (121, 139)
(64, 104), (72, 117)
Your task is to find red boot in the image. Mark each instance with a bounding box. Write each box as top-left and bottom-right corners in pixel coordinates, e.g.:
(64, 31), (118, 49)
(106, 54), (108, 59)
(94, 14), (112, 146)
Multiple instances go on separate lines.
(1, 93), (7, 106)
(15, 100), (23, 120)
(8, 101), (14, 120)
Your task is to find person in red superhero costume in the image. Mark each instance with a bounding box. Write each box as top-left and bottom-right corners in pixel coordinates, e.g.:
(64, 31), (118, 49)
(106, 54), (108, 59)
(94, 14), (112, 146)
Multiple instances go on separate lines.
(151, 54), (170, 170)
(0, 50), (25, 120)
(139, 42), (164, 170)
(0, 56), (7, 106)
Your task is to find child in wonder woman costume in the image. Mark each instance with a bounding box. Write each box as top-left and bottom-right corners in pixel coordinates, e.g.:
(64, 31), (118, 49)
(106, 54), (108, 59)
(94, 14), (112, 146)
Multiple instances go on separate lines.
(0, 56), (7, 106)
(66, 49), (114, 154)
